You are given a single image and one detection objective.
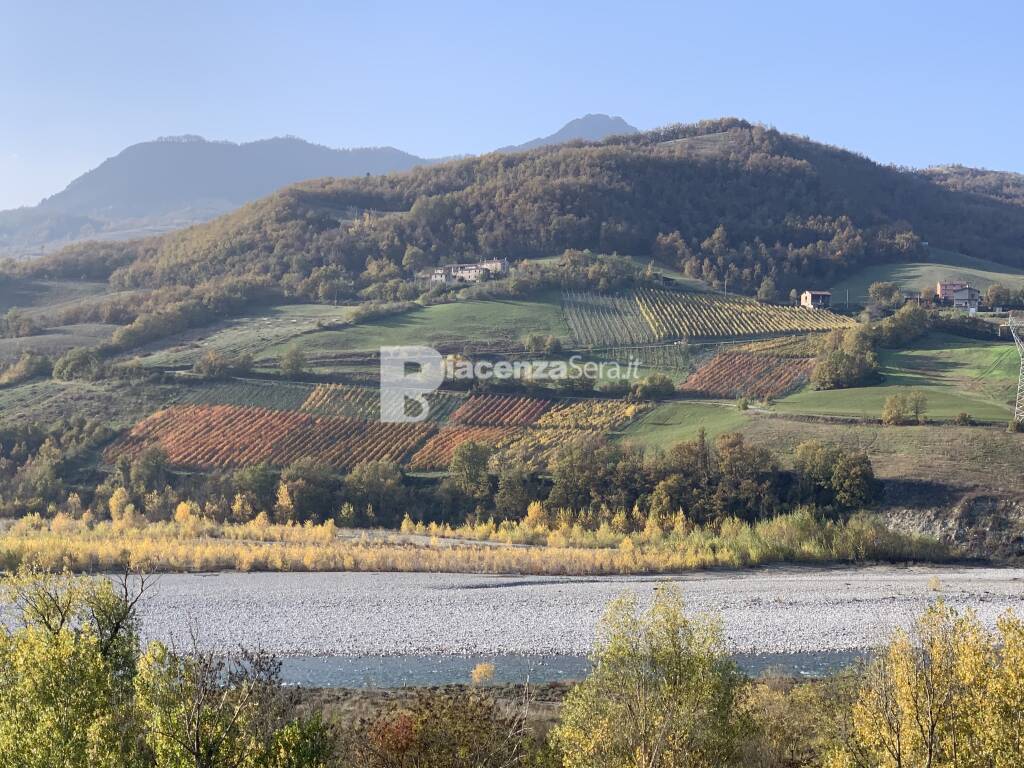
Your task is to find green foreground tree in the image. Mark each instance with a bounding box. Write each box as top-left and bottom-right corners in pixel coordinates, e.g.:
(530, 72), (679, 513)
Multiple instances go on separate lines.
(0, 567), (331, 768)
(552, 587), (746, 768)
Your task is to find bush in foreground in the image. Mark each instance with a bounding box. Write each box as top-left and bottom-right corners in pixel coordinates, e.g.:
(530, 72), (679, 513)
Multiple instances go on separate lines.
(0, 567), (332, 768)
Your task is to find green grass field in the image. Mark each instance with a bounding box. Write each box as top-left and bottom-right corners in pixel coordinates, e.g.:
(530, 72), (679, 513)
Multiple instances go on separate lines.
(774, 332), (1018, 422)
(0, 279), (111, 316)
(829, 249), (1024, 304)
(741, 416), (1024, 496)
(264, 293), (570, 358)
(618, 401), (749, 451)
(134, 304), (357, 368)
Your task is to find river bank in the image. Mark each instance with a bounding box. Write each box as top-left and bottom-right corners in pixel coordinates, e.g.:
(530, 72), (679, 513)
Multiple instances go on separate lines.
(135, 565), (1024, 669)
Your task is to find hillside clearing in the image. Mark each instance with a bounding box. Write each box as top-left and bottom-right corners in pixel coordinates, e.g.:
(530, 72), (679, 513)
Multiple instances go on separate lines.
(775, 333), (1017, 422)
(262, 294), (570, 358)
(618, 401), (750, 451)
(829, 249), (1024, 304)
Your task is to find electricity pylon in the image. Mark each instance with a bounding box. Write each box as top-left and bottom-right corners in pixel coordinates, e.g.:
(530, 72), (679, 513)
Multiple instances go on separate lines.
(1011, 312), (1024, 426)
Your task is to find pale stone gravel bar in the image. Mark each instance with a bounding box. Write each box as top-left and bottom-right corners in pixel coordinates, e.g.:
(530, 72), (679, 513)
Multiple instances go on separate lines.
(136, 565), (1024, 657)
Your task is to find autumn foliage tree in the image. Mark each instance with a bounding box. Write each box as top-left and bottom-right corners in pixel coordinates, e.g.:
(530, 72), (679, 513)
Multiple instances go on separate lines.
(553, 587), (746, 768)
(826, 601), (1024, 768)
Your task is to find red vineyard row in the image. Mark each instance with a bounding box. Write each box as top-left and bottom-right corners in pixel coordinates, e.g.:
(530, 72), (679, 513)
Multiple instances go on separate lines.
(107, 404), (435, 471)
(679, 352), (815, 400)
(449, 394), (553, 426)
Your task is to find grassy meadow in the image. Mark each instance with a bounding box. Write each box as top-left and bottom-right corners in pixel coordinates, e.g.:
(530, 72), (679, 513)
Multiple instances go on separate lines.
(774, 332), (1018, 422)
(619, 401), (750, 451)
(263, 293), (571, 359)
(829, 249), (1024, 304)
(132, 303), (356, 368)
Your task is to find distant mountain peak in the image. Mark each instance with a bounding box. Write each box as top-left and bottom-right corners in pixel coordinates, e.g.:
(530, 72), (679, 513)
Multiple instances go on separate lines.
(499, 113), (639, 153)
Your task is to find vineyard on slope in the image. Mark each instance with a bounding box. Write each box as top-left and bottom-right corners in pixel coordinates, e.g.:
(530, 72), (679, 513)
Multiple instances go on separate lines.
(679, 352), (815, 400)
(562, 290), (657, 346)
(407, 426), (519, 471)
(537, 400), (651, 431)
(496, 427), (603, 467)
(177, 380), (314, 411)
(107, 404), (434, 471)
(634, 289), (853, 340)
(449, 394), (553, 426)
(734, 334), (826, 357)
(300, 383), (465, 422)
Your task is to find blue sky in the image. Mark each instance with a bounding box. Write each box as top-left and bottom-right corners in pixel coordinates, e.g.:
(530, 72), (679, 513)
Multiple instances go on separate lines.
(1, 0), (1021, 209)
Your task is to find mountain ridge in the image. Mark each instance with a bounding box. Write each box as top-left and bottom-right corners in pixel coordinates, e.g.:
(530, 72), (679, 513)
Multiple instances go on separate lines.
(24, 118), (1024, 302)
(0, 114), (638, 257)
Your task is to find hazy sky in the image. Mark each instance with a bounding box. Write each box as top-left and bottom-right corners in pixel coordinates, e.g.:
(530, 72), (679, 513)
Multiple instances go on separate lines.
(2, 0), (1022, 210)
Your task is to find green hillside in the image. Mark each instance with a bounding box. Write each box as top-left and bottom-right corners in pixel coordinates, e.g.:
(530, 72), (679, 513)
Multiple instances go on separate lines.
(774, 332), (1018, 422)
(261, 293), (570, 359)
(619, 401), (750, 451)
(829, 249), (1024, 304)
(23, 119), (1024, 304)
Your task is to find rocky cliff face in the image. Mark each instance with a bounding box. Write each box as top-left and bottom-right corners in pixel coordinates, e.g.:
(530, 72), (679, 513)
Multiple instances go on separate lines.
(885, 491), (1024, 560)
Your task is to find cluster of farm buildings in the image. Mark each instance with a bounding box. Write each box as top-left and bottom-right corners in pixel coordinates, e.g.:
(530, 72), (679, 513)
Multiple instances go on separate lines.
(801, 281), (987, 312)
(425, 259), (510, 286)
(423, 259), (991, 315)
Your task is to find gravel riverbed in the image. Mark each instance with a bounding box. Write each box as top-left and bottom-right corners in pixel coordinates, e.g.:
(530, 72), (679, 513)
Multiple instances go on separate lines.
(134, 565), (1024, 657)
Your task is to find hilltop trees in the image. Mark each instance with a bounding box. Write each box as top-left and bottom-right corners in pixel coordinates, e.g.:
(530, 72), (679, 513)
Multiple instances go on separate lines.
(33, 117), (1024, 309)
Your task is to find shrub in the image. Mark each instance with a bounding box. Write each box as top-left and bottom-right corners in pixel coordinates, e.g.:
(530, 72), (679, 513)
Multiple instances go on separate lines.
(629, 372), (676, 400)
(881, 390), (928, 425)
(0, 351), (51, 386)
(827, 602), (1024, 768)
(339, 689), (537, 767)
(52, 347), (104, 381)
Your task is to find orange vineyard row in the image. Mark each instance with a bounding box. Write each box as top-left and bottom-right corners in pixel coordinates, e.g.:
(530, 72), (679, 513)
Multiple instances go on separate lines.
(680, 352), (814, 400)
(407, 426), (519, 471)
(107, 405), (435, 471)
(449, 394), (553, 426)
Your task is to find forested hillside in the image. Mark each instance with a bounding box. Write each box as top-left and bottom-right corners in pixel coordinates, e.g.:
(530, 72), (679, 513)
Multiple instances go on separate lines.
(19, 119), (1024, 299)
(922, 164), (1024, 207)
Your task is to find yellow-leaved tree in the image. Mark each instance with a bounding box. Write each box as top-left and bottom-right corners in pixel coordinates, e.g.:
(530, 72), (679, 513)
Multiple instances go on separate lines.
(551, 586), (746, 768)
(827, 600), (1024, 768)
